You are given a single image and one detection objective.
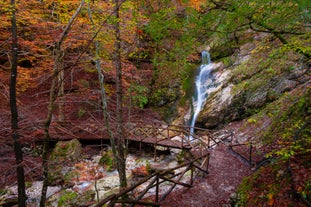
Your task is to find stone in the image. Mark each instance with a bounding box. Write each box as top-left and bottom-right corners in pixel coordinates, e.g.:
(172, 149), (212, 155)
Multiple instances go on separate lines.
(245, 91), (268, 108)
(92, 176), (120, 200)
(3, 181), (61, 207)
(48, 139), (82, 185)
(50, 139), (82, 162)
(98, 148), (116, 172)
(273, 78), (297, 94)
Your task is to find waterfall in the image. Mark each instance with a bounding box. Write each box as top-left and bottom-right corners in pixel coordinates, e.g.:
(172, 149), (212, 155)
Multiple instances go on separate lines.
(189, 51), (214, 138)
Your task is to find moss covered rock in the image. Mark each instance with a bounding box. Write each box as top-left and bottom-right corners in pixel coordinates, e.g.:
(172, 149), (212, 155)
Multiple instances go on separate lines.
(98, 148), (116, 172)
(50, 139), (82, 162)
(48, 139), (82, 185)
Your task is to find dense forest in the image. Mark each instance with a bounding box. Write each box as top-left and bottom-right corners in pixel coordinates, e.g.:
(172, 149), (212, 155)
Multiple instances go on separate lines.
(0, 0), (310, 206)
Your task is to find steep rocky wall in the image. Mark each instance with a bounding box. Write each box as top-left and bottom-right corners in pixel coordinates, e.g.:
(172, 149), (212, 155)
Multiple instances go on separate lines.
(193, 34), (308, 129)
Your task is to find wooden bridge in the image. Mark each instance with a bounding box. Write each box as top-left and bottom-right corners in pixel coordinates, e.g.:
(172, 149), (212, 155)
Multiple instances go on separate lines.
(47, 119), (226, 150)
(46, 119), (236, 206)
(47, 120), (230, 162)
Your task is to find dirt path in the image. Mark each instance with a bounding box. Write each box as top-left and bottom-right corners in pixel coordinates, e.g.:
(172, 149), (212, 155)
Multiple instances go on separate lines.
(161, 143), (252, 207)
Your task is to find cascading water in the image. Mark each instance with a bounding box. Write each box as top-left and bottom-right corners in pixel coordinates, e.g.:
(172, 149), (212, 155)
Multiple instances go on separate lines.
(189, 51), (214, 138)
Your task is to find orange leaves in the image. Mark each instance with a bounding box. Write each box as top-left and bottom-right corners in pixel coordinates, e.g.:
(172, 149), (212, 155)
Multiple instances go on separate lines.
(17, 67), (36, 93)
(266, 193), (275, 206)
(131, 165), (150, 177)
(73, 161), (104, 182)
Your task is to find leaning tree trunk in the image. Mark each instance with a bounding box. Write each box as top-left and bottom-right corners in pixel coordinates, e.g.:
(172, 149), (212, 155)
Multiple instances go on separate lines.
(9, 1), (26, 206)
(87, 4), (116, 153)
(114, 0), (127, 189)
(40, 1), (85, 206)
(57, 55), (65, 122)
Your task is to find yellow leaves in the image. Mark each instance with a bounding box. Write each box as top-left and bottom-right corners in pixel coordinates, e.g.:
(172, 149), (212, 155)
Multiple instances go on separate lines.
(251, 45), (271, 54)
(16, 67), (36, 93)
(267, 193), (274, 206)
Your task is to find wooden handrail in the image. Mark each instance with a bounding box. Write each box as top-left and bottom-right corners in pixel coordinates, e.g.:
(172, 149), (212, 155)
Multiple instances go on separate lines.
(94, 153), (209, 207)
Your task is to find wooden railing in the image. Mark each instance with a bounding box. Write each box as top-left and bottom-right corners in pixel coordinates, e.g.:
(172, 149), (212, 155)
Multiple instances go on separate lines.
(94, 153), (209, 207)
(228, 142), (254, 166)
(48, 121), (236, 206)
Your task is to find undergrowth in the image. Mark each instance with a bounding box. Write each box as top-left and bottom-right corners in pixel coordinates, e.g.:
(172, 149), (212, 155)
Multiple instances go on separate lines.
(235, 85), (311, 206)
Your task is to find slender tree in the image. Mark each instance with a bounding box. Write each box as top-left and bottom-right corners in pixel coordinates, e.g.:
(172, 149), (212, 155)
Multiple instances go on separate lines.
(114, 0), (127, 189)
(9, 0), (26, 206)
(87, 2), (117, 161)
(40, 1), (85, 206)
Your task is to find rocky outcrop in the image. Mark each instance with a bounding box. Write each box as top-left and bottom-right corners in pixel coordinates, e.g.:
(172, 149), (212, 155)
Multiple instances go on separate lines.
(194, 41), (305, 129)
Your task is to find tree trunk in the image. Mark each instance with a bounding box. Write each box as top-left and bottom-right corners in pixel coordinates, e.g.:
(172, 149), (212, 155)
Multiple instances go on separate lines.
(87, 4), (116, 154)
(114, 0), (127, 189)
(57, 57), (65, 122)
(10, 1), (26, 206)
(40, 1), (85, 206)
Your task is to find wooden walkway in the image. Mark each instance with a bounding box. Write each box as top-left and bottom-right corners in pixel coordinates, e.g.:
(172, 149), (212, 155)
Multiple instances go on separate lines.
(47, 120), (235, 206)
(48, 121), (211, 150)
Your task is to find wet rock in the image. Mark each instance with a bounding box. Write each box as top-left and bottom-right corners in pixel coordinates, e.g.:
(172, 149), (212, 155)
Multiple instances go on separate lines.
(198, 74), (298, 127)
(3, 181), (61, 207)
(198, 84), (233, 128)
(92, 175), (120, 200)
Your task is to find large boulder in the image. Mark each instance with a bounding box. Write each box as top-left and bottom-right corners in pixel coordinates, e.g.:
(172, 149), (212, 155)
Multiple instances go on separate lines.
(48, 139), (82, 185)
(197, 84), (234, 128)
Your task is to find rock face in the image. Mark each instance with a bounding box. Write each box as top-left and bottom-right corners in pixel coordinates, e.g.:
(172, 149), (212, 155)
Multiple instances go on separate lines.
(197, 83), (234, 128)
(192, 41), (304, 129)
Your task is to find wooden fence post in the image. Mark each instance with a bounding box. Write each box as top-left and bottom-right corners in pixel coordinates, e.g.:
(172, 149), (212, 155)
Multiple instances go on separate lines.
(156, 174), (159, 204)
(249, 142), (253, 165)
(154, 135), (157, 161)
(190, 163), (194, 185)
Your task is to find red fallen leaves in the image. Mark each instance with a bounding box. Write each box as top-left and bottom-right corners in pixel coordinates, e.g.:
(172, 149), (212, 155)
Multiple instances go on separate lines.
(72, 162), (104, 182)
(131, 165), (150, 177)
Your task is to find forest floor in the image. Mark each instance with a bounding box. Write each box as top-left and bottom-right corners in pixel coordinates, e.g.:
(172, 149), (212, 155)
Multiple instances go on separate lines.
(161, 143), (252, 207)
(1, 138), (253, 207)
(1, 65), (254, 206)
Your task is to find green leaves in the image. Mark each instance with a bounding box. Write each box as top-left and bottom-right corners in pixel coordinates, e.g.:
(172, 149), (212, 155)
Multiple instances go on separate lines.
(128, 83), (149, 108)
(144, 8), (176, 42)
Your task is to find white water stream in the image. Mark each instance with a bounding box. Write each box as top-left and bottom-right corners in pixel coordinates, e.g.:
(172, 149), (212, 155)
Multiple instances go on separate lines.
(189, 51), (216, 138)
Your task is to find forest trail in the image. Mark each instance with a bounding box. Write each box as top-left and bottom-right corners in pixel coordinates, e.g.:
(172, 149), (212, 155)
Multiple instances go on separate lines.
(161, 143), (252, 207)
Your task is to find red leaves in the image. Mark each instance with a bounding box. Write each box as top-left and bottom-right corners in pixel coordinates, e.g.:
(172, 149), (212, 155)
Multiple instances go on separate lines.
(131, 165), (150, 177)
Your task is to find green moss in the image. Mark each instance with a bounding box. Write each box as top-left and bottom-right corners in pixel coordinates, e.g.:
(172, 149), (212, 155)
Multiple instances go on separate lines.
(48, 165), (63, 185)
(23, 181), (32, 189)
(64, 170), (79, 185)
(175, 150), (192, 164)
(99, 149), (116, 172)
(48, 139), (82, 185)
(78, 108), (86, 118)
(50, 139), (82, 162)
(0, 188), (7, 196)
(263, 88), (311, 147)
(57, 190), (78, 207)
(221, 56), (235, 67)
